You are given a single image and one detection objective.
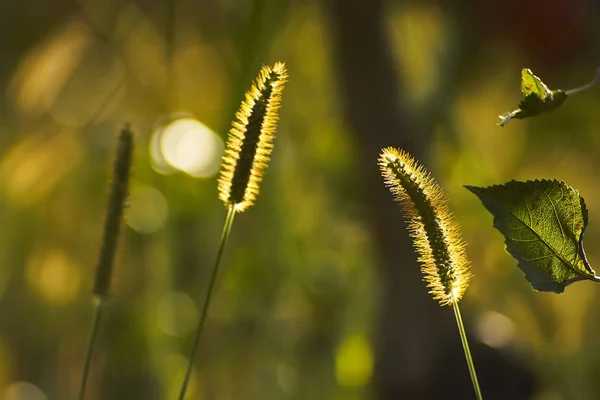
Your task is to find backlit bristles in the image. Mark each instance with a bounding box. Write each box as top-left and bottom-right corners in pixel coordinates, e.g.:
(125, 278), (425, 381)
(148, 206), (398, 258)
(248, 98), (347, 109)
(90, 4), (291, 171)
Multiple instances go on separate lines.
(379, 147), (471, 306)
(218, 62), (288, 212)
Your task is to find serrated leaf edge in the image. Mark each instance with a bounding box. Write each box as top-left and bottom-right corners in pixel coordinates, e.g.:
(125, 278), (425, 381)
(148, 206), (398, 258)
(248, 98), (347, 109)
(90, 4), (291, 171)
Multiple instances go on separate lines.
(466, 179), (600, 283)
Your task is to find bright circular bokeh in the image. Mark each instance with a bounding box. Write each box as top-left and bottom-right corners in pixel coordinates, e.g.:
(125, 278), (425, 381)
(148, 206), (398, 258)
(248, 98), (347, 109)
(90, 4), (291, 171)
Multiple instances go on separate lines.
(335, 334), (373, 387)
(125, 186), (169, 234)
(476, 311), (515, 348)
(1, 382), (48, 400)
(25, 248), (81, 305)
(156, 291), (198, 337)
(156, 117), (223, 178)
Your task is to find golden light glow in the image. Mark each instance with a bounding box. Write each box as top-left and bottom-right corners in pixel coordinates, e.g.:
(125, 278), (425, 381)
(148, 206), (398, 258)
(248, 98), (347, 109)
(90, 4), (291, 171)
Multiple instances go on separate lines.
(1, 382), (48, 400)
(0, 130), (83, 207)
(26, 248), (81, 305)
(335, 334), (373, 387)
(387, 4), (446, 106)
(218, 62), (288, 212)
(476, 311), (515, 348)
(379, 147), (471, 306)
(125, 186), (169, 234)
(156, 291), (198, 337)
(149, 122), (175, 175)
(7, 19), (91, 118)
(159, 117), (223, 178)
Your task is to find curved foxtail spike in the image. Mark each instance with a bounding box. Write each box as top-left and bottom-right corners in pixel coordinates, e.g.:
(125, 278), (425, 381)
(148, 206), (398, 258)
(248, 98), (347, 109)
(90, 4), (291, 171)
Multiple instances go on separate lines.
(379, 147), (483, 399)
(378, 147), (471, 306)
(93, 124), (134, 299)
(218, 62), (288, 212)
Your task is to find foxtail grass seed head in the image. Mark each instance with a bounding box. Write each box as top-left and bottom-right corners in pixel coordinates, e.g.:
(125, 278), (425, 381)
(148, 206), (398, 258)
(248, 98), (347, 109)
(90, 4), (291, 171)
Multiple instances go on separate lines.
(379, 147), (471, 306)
(93, 124), (134, 299)
(218, 62), (288, 212)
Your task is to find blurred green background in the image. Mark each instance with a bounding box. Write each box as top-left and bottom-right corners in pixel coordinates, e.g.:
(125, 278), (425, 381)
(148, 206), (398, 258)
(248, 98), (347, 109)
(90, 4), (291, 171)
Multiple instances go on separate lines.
(1, 0), (600, 399)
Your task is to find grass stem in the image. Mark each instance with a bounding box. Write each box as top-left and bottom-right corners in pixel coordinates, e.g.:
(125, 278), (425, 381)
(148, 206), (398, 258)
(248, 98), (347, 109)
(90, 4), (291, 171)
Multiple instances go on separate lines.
(453, 298), (483, 400)
(177, 205), (236, 400)
(565, 67), (600, 96)
(78, 299), (105, 400)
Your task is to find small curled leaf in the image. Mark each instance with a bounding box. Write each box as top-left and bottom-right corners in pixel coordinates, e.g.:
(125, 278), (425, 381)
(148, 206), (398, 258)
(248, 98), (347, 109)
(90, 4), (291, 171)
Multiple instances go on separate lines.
(466, 180), (599, 293)
(498, 69), (567, 127)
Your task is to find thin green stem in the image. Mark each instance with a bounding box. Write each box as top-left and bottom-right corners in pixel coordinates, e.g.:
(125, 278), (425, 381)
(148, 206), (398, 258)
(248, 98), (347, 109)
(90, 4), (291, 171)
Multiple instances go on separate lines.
(452, 299), (483, 400)
(78, 299), (105, 400)
(177, 206), (237, 400)
(565, 67), (600, 96)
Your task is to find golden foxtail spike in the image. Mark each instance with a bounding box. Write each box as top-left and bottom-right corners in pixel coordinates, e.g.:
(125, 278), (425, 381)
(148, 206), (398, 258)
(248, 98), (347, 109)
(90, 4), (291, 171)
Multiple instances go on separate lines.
(379, 147), (471, 305)
(218, 62), (288, 212)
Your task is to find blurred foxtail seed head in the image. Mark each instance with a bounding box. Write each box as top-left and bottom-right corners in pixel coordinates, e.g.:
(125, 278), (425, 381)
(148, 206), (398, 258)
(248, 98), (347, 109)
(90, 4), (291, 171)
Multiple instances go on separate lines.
(218, 62), (288, 212)
(379, 147), (471, 306)
(93, 124), (134, 299)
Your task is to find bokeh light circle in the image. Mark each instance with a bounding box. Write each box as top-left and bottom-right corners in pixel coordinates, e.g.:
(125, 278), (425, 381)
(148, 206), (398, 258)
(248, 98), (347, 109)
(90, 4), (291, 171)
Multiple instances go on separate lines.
(476, 311), (515, 348)
(1, 382), (48, 400)
(156, 291), (198, 337)
(125, 186), (169, 234)
(156, 117), (223, 178)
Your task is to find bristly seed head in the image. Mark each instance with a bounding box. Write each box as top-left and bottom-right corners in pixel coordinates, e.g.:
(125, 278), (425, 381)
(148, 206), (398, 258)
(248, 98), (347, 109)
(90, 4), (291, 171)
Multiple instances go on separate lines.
(93, 124), (134, 300)
(378, 147), (471, 306)
(218, 62), (288, 212)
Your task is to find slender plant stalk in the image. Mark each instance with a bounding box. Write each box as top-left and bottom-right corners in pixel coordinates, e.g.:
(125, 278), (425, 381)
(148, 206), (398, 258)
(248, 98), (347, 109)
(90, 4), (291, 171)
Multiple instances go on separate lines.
(453, 298), (483, 400)
(177, 62), (286, 398)
(78, 126), (133, 400)
(178, 206), (236, 400)
(565, 67), (600, 96)
(78, 300), (104, 400)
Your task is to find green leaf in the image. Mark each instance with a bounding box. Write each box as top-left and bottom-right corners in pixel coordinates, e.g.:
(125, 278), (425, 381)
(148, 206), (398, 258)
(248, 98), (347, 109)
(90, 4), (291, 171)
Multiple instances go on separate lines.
(498, 69), (568, 127)
(520, 67), (552, 99)
(466, 180), (599, 293)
